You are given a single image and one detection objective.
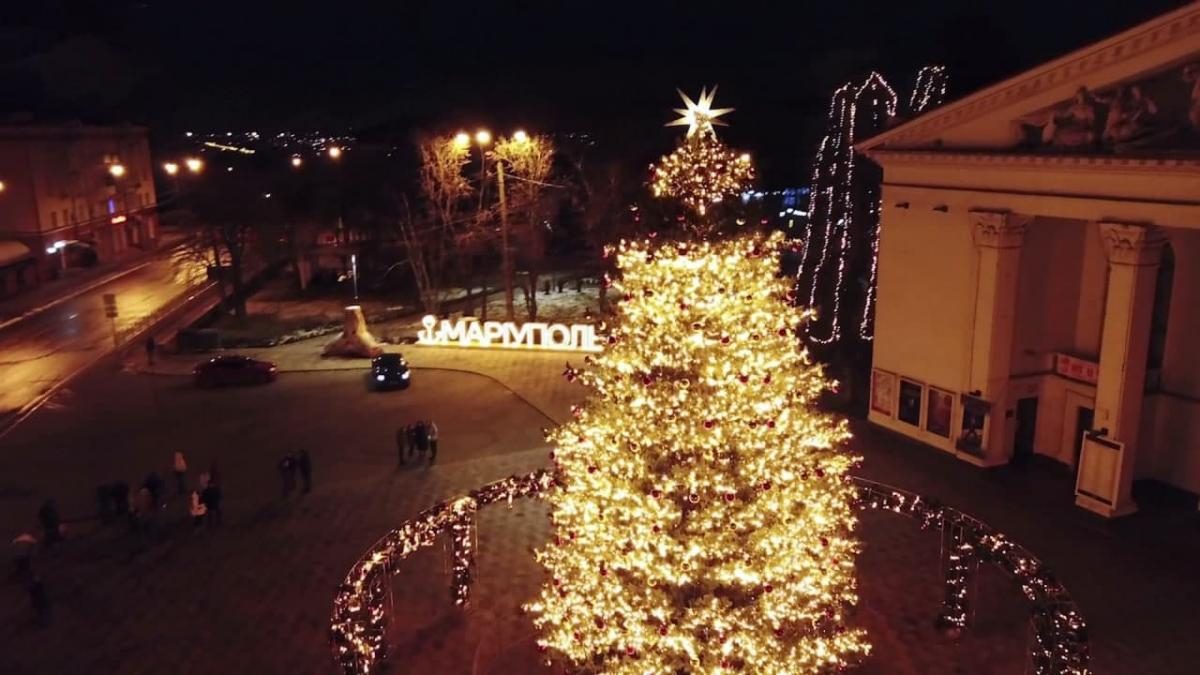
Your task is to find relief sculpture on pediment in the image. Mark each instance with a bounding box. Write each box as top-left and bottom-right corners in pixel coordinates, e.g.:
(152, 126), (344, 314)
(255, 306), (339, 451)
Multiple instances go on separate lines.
(1019, 61), (1200, 153)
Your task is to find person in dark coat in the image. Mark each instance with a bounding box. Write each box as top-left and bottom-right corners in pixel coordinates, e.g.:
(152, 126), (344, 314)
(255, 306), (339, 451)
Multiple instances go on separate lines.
(143, 472), (164, 508)
(37, 500), (61, 547)
(297, 450), (312, 494)
(278, 454), (296, 498)
(28, 576), (50, 626)
(406, 423), (420, 461)
(415, 421), (429, 457)
(201, 483), (222, 526)
(427, 420), (439, 464)
(395, 427), (408, 466)
(111, 481), (130, 518)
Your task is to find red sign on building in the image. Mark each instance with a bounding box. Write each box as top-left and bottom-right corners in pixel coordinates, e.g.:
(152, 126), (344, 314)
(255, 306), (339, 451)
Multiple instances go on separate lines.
(1055, 353), (1099, 385)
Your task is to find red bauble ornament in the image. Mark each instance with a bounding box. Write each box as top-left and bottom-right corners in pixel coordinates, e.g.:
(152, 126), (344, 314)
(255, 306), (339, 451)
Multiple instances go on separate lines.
(548, 451), (556, 460)
(724, 493), (735, 502)
(659, 626), (668, 636)
(651, 489), (662, 499)
(626, 646), (637, 657)
(761, 481), (772, 491)
(763, 374), (772, 384)
(765, 584), (774, 593)
(738, 374), (749, 383)
(595, 617), (605, 628)
(778, 328), (788, 337)
(704, 419), (715, 429)
(816, 468), (826, 478)
(652, 525), (661, 533)
(820, 536), (830, 547)
(767, 420), (776, 429)
(588, 466), (597, 474)
(721, 336), (731, 345)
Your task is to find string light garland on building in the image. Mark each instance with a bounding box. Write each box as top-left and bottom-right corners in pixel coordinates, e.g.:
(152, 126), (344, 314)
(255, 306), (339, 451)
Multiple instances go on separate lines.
(651, 87), (755, 231)
(528, 233), (870, 673)
(329, 471), (1091, 675)
(796, 67), (948, 345)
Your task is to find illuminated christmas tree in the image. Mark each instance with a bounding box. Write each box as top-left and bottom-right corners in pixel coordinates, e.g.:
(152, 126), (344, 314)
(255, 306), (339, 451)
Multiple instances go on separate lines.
(529, 233), (870, 673)
(651, 87), (755, 234)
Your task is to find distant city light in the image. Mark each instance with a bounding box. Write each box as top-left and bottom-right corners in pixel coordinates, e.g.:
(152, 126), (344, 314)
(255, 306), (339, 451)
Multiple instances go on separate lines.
(454, 132), (470, 148)
(163, 162), (180, 176)
(475, 130), (492, 145)
(512, 130), (529, 143)
(328, 146), (343, 159)
(108, 164), (126, 178)
(0, 180), (5, 192)
(185, 157), (204, 173)
(291, 155), (303, 167)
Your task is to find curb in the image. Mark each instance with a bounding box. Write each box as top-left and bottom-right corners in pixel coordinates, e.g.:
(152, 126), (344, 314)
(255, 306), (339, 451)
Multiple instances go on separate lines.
(138, 361), (564, 426)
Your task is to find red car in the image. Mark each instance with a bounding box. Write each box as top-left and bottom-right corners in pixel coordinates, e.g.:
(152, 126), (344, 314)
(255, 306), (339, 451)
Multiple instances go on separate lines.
(193, 355), (278, 388)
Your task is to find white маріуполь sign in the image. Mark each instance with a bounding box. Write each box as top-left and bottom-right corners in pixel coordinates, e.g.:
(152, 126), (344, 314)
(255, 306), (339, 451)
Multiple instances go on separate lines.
(417, 315), (602, 352)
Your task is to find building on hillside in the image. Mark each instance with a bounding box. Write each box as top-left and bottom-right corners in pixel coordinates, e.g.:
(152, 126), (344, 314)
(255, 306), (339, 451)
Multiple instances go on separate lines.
(858, 3), (1200, 518)
(0, 124), (159, 298)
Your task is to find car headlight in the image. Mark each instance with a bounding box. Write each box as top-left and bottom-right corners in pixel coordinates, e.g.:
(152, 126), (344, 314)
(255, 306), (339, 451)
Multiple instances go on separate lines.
(376, 374), (385, 382)
(401, 371), (410, 379)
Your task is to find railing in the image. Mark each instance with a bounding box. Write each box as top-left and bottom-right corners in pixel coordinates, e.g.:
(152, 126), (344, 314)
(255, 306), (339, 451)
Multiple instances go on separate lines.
(113, 281), (219, 347)
(330, 472), (1090, 675)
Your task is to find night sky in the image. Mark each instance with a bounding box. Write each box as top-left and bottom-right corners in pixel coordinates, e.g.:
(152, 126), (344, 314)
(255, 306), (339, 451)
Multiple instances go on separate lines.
(1, 0), (1190, 184)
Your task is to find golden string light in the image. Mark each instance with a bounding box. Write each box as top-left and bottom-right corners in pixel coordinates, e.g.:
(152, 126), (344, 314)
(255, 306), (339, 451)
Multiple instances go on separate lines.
(529, 233), (870, 673)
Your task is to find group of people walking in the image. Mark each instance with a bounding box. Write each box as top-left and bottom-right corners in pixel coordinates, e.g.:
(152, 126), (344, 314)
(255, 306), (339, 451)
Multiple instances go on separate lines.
(396, 420), (439, 465)
(277, 450), (313, 499)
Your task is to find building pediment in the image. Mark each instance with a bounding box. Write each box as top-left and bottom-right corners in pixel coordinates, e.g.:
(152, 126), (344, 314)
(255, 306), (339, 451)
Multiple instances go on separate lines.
(859, 3), (1200, 156)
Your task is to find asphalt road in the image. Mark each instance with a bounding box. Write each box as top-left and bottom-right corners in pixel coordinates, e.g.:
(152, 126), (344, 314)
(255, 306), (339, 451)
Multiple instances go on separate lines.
(0, 252), (201, 427)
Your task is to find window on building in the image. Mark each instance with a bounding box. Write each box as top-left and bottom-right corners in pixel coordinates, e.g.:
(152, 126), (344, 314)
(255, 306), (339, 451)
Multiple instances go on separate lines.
(1147, 243), (1174, 371)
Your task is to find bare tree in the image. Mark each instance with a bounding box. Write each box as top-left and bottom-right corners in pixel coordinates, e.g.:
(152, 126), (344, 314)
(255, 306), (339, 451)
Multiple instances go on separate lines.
(492, 134), (554, 320)
(402, 134), (473, 314)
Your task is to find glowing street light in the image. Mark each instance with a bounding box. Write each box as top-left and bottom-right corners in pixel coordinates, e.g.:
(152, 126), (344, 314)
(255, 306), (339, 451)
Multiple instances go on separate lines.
(291, 155), (303, 168)
(185, 157), (204, 173)
(474, 129), (492, 146)
(108, 163), (126, 178)
(328, 146), (343, 159)
(163, 162), (180, 176)
(453, 132), (470, 149)
(512, 130), (529, 144)
(0, 180), (6, 192)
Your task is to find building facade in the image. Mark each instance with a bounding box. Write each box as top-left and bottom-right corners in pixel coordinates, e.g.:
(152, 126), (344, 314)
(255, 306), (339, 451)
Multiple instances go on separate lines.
(0, 124), (159, 297)
(859, 4), (1200, 517)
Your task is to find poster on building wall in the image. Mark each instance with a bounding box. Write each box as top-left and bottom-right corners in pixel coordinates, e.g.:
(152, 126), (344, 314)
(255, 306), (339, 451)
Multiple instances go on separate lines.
(926, 387), (954, 438)
(956, 394), (991, 455)
(870, 369), (896, 416)
(898, 379), (924, 426)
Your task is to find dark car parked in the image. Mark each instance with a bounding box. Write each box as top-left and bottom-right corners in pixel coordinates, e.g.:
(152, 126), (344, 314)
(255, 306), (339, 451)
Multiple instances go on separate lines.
(370, 353), (411, 390)
(193, 355), (278, 388)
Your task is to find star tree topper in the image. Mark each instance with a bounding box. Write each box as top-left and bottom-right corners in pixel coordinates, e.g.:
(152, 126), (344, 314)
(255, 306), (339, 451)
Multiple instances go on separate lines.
(667, 86), (734, 137)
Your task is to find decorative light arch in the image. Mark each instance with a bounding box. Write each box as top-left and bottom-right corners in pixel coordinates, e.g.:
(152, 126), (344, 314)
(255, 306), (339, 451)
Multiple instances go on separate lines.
(330, 472), (1090, 675)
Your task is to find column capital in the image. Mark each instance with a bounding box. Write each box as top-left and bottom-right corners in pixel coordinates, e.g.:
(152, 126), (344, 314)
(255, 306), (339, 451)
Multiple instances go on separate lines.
(1099, 223), (1166, 266)
(970, 210), (1032, 249)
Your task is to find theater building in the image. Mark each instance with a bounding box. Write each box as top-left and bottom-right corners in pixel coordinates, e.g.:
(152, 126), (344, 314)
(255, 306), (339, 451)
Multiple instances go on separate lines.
(859, 4), (1200, 517)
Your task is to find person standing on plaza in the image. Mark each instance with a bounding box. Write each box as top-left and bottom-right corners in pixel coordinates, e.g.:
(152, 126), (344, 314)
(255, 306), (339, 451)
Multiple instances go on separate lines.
(201, 482), (222, 526)
(172, 451), (188, 496)
(427, 420), (439, 464)
(396, 426), (408, 466)
(415, 421), (429, 460)
(28, 575), (50, 627)
(143, 472), (164, 509)
(407, 423), (420, 462)
(37, 500), (61, 548)
(297, 449), (312, 494)
(278, 454), (296, 498)
(189, 489), (207, 529)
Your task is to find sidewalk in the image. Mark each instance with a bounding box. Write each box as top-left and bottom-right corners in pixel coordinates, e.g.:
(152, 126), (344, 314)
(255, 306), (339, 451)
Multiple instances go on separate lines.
(0, 231), (191, 328)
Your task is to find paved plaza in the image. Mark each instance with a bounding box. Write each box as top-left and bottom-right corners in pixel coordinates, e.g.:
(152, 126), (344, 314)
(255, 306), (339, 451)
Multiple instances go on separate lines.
(0, 338), (1197, 674)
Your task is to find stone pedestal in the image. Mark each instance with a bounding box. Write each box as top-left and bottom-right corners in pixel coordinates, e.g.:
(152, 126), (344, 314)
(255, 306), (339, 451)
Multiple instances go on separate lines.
(323, 305), (384, 358)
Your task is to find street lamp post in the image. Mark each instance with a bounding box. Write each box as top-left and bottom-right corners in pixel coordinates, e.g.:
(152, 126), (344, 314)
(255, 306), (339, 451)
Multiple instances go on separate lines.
(351, 253), (359, 302)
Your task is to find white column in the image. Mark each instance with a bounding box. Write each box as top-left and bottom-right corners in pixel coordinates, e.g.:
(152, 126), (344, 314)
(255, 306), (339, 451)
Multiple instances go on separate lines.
(1081, 223), (1165, 517)
(966, 210), (1030, 467)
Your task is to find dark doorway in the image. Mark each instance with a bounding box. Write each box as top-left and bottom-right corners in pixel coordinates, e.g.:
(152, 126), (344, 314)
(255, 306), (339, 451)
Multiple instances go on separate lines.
(1013, 397), (1039, 464)
(1073, 406), (1095, 475)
